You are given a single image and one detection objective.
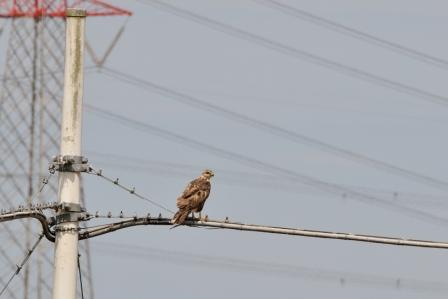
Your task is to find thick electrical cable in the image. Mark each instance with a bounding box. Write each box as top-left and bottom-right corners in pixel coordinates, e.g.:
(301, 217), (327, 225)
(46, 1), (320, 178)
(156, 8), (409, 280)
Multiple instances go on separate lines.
(101, 67), (448, 191)
(79, 215), (448, 249)
(85, 105), (448, 227)
(254, 0), (448, 70)
(0, 233), (44, 298)
(136, 0), (448, 107)
(0, 209), (56, 242)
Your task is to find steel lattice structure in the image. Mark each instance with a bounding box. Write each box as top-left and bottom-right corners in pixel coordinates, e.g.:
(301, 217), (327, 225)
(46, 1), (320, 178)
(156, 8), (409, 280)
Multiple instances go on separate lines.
(0, 1), (131, 298)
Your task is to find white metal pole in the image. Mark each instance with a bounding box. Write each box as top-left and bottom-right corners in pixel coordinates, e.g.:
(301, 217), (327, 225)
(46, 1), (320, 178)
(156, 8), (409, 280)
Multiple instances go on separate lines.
(52, 8), (86, 299)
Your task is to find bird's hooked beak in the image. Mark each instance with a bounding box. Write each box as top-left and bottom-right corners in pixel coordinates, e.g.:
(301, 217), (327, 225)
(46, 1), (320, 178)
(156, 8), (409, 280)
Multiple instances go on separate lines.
(202, 169), (214, 178)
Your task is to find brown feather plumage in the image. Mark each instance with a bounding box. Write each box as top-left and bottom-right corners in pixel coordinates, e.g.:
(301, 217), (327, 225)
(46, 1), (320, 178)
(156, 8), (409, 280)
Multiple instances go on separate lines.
(172, 170), (214, 226)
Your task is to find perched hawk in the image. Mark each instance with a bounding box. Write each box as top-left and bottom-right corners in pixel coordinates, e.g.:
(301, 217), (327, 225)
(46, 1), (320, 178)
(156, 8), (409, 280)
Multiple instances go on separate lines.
(172, 169), (214, 226)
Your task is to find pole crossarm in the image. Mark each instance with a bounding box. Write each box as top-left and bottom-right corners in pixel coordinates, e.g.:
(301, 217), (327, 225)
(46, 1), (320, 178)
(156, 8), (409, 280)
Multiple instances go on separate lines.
(78, 216), (448, 250)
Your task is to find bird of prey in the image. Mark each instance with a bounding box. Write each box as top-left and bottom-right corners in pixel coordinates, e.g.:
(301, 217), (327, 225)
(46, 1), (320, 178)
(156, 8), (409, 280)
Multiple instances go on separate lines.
(172, 169), (214, 226)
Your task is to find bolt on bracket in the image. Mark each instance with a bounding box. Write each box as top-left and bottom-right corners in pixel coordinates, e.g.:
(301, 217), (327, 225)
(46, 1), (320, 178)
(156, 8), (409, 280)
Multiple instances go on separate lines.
(49, 155), (90, 173)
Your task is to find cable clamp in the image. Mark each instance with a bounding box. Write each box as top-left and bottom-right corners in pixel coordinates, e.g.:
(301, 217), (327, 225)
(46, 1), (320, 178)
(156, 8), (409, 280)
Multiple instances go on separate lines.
(53, 226), (80, 233)
(49, 155), (90, 173)
(55, 202), (87, 224)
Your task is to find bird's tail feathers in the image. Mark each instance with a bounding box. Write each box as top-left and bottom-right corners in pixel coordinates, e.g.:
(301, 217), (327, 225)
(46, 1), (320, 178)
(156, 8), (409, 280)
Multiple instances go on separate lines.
(171, 209), (189, 228)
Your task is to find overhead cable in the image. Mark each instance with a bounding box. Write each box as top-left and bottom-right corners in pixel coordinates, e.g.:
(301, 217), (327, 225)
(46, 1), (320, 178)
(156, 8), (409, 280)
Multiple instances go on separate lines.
(0, 233), (44, 298)
(138, 0), (448, 107)
(77, 255), (85, 299)
(254, 0), (448, 70)
(88, 166), (175, 214)
(0, 209), (56, 242)
(78, 215), (448, 250)
(86, 156), (448, 209)
(85, 105), (448, 227)
(101, 66), (448, 192)
(94, 241), (448, 292)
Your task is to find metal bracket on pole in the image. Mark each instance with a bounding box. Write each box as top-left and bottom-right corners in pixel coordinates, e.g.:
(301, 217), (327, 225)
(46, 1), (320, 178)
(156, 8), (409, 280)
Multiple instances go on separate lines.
(49, 155), (90, 173)
(55, 203), (87, 224)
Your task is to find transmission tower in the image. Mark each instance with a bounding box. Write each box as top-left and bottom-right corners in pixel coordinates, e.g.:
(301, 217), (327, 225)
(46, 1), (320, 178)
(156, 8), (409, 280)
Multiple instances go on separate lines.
(0, 1), (131, 298)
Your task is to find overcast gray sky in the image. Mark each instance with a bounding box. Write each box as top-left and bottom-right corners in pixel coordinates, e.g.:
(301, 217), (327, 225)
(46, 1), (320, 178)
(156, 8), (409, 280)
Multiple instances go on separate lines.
(2, 0), (448, 298)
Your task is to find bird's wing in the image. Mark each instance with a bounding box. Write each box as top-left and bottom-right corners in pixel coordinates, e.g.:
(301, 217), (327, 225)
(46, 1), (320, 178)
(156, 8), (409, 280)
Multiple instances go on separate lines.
(191, 191), (207, 208)
(179, 178), (202, 199)
(176, 178), (211, 210)
(190, 181), (211, 210)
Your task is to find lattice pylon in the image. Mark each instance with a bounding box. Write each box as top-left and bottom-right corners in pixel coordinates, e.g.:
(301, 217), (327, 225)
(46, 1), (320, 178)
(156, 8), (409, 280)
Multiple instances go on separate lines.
(0, 2), (130, 298)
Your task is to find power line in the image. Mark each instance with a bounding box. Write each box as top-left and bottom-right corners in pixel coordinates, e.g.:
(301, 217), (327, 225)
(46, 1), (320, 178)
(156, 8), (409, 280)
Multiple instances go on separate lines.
(0, 277), (16, 299)
(80, 214), (448, 249)
(87, 166), (175, 214)
(0, 66), (98, 83)
(253, 0), (448, 70)
(0, 208), (57, 242)
(93, 241), (448, 292)
(85, 105), (448, 227)
(1, 198), (447, 290)
(100, 66), (448, 192)
(3, 204), (447, 254)
(136, 0), (448, 107)
(85, 150), (448, 206)
(77, 255), (85, 299)
(86, 155), (448, 209)
(0, 233), (44, 298)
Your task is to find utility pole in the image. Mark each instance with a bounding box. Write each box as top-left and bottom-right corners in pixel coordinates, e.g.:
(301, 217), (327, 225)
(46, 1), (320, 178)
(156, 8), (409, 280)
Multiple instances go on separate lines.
(52, 8), (86, 299)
